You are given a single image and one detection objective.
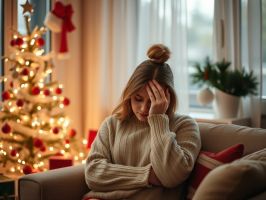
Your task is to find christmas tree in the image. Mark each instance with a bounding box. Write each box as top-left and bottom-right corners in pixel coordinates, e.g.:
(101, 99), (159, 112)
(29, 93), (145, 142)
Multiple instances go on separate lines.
(0, 1), (85, 175)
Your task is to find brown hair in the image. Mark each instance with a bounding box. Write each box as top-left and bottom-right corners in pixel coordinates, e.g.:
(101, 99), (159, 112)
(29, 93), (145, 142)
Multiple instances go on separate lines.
(112, 44), (178, 121)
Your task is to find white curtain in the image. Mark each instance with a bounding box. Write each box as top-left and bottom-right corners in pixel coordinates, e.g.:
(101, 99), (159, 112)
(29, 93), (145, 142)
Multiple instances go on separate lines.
(81, 0), (188, 131)
(241, 0), (262, 127)
(213, 0), (262, 127)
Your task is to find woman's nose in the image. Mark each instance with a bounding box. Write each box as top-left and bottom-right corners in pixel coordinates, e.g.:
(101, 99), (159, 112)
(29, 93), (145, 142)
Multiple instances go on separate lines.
(140, 103), (149, 113)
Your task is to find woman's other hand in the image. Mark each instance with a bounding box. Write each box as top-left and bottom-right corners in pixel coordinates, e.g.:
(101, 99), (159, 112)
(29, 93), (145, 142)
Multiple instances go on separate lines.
(148, 167), (162, 186)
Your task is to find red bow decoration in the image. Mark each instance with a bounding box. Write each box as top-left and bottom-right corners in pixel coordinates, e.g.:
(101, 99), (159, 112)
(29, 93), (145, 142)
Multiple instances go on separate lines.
(52, 1), (75, 53)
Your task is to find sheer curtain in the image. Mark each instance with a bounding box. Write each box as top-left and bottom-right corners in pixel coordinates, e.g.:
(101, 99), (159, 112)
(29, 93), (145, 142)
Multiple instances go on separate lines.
(82, 0), (188, 131)
(241, 0), (262, 127)
(213, 0), (262, 127)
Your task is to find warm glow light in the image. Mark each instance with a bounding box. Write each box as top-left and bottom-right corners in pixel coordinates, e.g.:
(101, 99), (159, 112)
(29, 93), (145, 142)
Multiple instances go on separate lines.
(37, 106), (42, 111)
(49, 146), (54, 151)
(30, 39), (35, 46)
(25, 61), (30, 65)
(39, 82), (44, 88)
(82, 139), (88, 145)
(29, 71), (35, 77)
(65, 143), (70, 148)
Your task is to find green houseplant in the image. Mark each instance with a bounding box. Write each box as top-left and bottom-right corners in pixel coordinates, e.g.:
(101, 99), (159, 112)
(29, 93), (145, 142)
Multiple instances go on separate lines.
(191, 57), (258, 97)
(191, 57), (258, 118)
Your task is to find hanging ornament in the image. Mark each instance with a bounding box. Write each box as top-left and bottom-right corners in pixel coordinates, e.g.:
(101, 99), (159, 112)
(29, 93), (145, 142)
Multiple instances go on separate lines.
(2, 123), (12, 134)
(10, 149), (18, 157)
(62, 97), (70, 106)
(44, 1), (75, 57)
(36, 38), (45, 47)
(69, 128), (76, 138)
(16, 99), (24, 107)
(2, 91), (11, 101)
(23, 164), (33, 174)
(197, 87), (214, 105)
(31, 86), (41, 95)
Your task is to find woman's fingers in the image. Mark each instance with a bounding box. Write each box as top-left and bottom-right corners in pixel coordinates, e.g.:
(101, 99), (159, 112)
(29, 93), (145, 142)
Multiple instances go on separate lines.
(146, 80), (170, 115)
(148, 80), (165, 100)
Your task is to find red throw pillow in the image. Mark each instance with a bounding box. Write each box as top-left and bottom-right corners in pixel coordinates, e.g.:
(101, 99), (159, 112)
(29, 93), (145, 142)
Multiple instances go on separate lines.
(186, 143), (244, 199)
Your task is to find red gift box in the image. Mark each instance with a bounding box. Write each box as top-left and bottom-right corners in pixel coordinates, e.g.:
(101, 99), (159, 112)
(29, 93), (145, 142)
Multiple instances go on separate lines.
(49, 156), (73, 170)
(87, 130), (97, 149)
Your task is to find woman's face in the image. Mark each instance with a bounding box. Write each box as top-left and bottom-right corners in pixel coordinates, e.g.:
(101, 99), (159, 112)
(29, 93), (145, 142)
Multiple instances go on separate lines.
(130, 86), (151, 122)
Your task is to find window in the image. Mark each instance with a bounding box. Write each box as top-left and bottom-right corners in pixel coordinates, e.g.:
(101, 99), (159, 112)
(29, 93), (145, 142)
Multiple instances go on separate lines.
(187, 0), (214, 113)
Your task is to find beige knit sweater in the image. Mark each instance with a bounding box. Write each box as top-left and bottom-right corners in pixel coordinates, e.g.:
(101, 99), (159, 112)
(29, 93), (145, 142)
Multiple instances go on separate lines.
(84, 114), (201, 200)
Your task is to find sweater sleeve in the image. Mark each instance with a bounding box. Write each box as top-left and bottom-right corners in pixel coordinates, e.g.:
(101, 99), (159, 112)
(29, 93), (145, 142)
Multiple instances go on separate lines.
(84, 117), (151, 192)
(148, 114), (201, 188)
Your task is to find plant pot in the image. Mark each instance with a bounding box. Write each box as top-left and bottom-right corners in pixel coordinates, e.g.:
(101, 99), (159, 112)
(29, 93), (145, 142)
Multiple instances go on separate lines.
(213, 89), (240, 118)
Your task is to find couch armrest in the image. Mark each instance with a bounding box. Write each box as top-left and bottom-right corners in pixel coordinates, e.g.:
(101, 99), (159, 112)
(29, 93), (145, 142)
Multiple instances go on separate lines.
(18, 164), (90, 200)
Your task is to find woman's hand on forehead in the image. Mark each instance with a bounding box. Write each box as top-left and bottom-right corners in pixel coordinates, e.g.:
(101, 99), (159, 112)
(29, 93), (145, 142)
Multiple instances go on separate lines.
(146, 80), (170, 115)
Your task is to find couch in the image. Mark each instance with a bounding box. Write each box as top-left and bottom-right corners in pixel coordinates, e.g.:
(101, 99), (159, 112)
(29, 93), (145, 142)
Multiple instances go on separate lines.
(18, 122), (266, 200)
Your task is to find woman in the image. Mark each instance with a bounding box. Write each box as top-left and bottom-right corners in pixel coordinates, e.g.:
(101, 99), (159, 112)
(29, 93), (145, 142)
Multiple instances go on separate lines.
(84, 44), (201, 200)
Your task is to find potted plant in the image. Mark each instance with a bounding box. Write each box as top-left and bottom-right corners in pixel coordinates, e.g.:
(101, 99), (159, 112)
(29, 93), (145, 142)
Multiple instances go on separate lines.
(191, 57), (258, 118)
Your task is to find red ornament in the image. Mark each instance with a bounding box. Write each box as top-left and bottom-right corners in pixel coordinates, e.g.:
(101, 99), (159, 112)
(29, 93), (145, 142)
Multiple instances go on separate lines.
(16, 99), (24, 107)
(43, 89), (51, 96)
(69, 129), (76, 138)
(10, 82), (14, 88)
(31, 86), (40, 95)
(16, 38), (24, 46)
(1, 123), (11, 134)
(34, 138), (43, 148)
(21, 68), (29, 76)
(2, 91), (10, 101)
(63, 97), (70, 106)
(23, 165), (33, 174)
(65, 139), (70, 144)
(40, 145), (46, 152)
(36, 38), (45, 47)
(10, 149), (17, 157)
(52, 127), (60, 134)
(10, 39), (17, 46)
(55, 87), (62, 94)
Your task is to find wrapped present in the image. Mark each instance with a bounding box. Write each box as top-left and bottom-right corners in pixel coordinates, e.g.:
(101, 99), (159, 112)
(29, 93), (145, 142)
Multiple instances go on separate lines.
(87, 130), (97, 149)
(49, 156), (73, 170)
(0, 174), (15, 200)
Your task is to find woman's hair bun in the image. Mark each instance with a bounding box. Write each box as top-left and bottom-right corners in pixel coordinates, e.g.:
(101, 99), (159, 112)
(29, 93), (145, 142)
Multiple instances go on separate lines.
(147, 44), (171, 64)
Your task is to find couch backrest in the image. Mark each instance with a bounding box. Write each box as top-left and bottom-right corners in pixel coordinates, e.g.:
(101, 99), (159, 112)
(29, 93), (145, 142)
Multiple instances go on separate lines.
(198, 123), (266, 155)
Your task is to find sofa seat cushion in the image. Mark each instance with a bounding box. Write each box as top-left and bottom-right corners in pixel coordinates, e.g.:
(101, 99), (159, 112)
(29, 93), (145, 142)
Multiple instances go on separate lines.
(186, 144), (244, 199)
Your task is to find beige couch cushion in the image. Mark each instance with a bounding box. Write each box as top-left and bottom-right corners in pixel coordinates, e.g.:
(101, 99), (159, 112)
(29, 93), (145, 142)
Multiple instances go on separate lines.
(193, 148), (266, 200)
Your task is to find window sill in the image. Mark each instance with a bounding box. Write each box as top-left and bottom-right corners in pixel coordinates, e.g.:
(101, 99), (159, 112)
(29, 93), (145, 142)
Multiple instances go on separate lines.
(189, 112), (251, 126)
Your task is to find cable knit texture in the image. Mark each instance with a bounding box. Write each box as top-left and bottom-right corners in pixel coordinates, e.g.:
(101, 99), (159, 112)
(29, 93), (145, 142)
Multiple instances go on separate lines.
(84, 114), (201, 200)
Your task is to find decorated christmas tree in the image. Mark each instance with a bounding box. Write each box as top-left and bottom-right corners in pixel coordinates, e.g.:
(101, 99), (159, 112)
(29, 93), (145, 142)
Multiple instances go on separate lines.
(0, 1), (85, 175)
